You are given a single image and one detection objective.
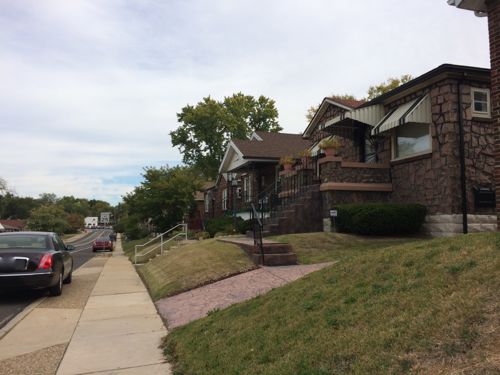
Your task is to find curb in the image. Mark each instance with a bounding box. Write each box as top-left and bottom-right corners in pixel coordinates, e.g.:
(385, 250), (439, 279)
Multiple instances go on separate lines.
(0, 297), (45, 340)
(0, 254), (100, 341)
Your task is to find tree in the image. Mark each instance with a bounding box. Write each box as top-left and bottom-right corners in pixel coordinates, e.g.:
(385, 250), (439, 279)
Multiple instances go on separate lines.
(306, 94), (358, 122)
(367, 74), (413, 100)
(122, 166), (202, 236)
(38, 193), (58, 205)
(0, 193), (40, 219)
(170, 93), (282, 179)
(67, 213), (84, 233)
(27, 205), (71, 234)
(0, 177), (7, 195)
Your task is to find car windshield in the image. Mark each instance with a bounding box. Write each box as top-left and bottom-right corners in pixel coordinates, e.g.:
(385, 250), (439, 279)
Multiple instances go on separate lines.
(0, 234), (50, 250)
(96, 237), (110, 242)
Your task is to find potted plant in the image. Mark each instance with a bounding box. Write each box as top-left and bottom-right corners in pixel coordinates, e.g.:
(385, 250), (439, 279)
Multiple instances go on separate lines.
(318, 137), (341, 157)
(298, 149), (312, 166)
(279, 156), (295, 171)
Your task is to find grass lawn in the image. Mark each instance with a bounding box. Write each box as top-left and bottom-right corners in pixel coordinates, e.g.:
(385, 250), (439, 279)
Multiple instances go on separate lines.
(270, 232), (421, 264)
(164, 232), (500, 374)
(137, 239), (256, 300)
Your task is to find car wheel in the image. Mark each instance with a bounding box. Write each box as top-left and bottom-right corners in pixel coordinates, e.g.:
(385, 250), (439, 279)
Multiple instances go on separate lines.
(49, 271), (63, 296)
(63, 264), (73, 284)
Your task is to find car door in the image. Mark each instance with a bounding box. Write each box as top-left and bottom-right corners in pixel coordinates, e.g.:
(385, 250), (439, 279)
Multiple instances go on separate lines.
(52, 235), (71, 278)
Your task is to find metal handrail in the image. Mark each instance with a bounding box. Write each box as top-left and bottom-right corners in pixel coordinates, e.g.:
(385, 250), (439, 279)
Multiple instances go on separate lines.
(134, 231), (187, 264)
(134, 223), (187, 264)
(251, 203), (265, 265)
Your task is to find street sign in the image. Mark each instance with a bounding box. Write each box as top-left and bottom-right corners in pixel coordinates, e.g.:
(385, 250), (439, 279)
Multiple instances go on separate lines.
(100, 212), (112, 224)
(329, 209), (338, 217)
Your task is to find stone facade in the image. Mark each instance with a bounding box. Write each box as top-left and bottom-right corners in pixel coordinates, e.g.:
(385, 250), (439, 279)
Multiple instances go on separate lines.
(319, 159), (391, 184)
(487, 0), (500, 229)
(383, 79), (495, 217)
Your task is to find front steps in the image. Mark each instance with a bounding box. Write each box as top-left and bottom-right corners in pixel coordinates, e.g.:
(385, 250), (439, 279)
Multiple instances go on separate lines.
(263, 184), (323, 235)
(217, 237), (297, 266)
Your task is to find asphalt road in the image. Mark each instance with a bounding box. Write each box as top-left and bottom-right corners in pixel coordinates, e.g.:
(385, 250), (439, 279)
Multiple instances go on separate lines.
(0, 229), (113, 330)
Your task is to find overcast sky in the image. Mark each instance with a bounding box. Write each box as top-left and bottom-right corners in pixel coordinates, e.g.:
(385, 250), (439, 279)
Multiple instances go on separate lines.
(0, 0), (490, 205)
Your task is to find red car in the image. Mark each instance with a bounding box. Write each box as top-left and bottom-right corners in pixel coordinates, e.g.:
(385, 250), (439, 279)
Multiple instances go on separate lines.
(92, 237), (114, 252)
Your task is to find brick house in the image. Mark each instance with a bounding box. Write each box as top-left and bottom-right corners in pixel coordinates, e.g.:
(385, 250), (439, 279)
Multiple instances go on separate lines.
(447, 0), (500, 230)
(211, 131), (311, 220)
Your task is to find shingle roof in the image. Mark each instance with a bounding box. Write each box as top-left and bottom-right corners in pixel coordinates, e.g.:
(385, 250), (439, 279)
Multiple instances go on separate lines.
(327, 97), (366, 109)
(0, 220), (26, 230)
(232, 132), (311, 159)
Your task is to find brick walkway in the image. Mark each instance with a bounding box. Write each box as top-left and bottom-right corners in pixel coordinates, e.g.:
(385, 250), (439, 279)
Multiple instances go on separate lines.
(155, 262), (336, 329)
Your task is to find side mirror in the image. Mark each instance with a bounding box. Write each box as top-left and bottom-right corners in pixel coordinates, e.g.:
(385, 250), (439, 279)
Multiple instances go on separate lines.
(66, 244), (75, 251)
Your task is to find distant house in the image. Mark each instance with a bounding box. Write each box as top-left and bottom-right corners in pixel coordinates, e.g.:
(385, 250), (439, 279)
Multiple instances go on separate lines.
(188, 181), (215, 231)
(0, 220), (26, 232)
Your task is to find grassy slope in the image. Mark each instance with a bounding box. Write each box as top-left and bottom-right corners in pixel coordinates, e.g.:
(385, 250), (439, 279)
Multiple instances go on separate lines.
(138, 239), (256, 300)
(164, 233), (500, 374)
(270, 232), (420, 264)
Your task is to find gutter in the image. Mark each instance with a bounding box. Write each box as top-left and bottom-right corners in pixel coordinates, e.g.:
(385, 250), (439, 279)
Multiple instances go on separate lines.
(457, 76), (468, 233)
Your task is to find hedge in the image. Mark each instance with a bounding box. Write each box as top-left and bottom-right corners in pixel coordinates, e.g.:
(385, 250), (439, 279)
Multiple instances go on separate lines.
(335, 203), (427, 235)
(205, 216), (253, 237)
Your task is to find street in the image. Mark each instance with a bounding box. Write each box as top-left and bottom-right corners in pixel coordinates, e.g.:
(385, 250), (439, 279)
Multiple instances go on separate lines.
(0, 229), (112, 330)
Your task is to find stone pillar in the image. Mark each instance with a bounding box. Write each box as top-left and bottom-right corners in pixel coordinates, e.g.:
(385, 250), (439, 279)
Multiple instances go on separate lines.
(487, 0), (500, 230)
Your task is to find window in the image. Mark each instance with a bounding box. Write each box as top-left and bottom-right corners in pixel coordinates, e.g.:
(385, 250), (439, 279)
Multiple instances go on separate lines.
(222, 188), (227, 211)
(243, 177), (252, 202)
(393, 123), (431, 160)
(471, 88), (490, 118)
(204, 192), (211, 213)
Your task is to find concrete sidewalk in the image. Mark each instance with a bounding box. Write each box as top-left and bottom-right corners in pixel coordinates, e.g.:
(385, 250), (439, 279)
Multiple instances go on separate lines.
(56, 238), (171, 375)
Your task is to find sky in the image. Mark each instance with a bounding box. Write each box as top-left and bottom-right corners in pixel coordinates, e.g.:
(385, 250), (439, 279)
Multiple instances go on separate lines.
(0, 0), (490, 205)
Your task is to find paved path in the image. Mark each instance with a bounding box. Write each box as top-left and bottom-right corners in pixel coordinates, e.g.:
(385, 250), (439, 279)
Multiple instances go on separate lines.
(57, 237), (171, 375)
(156, 262), (335, 329)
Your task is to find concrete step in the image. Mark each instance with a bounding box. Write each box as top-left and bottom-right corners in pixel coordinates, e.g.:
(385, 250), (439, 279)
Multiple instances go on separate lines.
(236, 242), (292, 255)
(251, 252), (297, 266)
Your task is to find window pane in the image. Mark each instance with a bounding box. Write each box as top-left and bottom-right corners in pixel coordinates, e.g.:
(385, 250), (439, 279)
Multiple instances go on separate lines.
(474, 91), (487, 102)
(396, 123), (431, 159)
(473, 90), (489, 113)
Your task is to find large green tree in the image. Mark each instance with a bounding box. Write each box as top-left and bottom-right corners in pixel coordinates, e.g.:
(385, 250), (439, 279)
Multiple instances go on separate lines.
(27, 205), (71, 234)
(170, 93), (282, 179)
(122, 166), (202, 236)
(0, 193), (41, 219)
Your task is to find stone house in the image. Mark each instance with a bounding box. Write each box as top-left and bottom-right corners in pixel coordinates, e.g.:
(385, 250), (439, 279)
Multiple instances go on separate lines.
(311, 64), (496, 236)
(209, 64), (496, 236)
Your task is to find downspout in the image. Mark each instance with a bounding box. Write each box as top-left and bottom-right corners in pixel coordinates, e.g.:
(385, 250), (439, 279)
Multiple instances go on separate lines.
(457, 77), (468, 234)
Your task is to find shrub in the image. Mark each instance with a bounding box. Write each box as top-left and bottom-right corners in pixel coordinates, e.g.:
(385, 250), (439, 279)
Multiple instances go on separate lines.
(318, 136), (341, 150)
(236, 219), (254, 234)
(335, 203), (427, 235)
(206, 216), (236, 237)
(205, 216), (253, 237)
(279, 156), (295, 165)
(195, 231), (210, 240)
